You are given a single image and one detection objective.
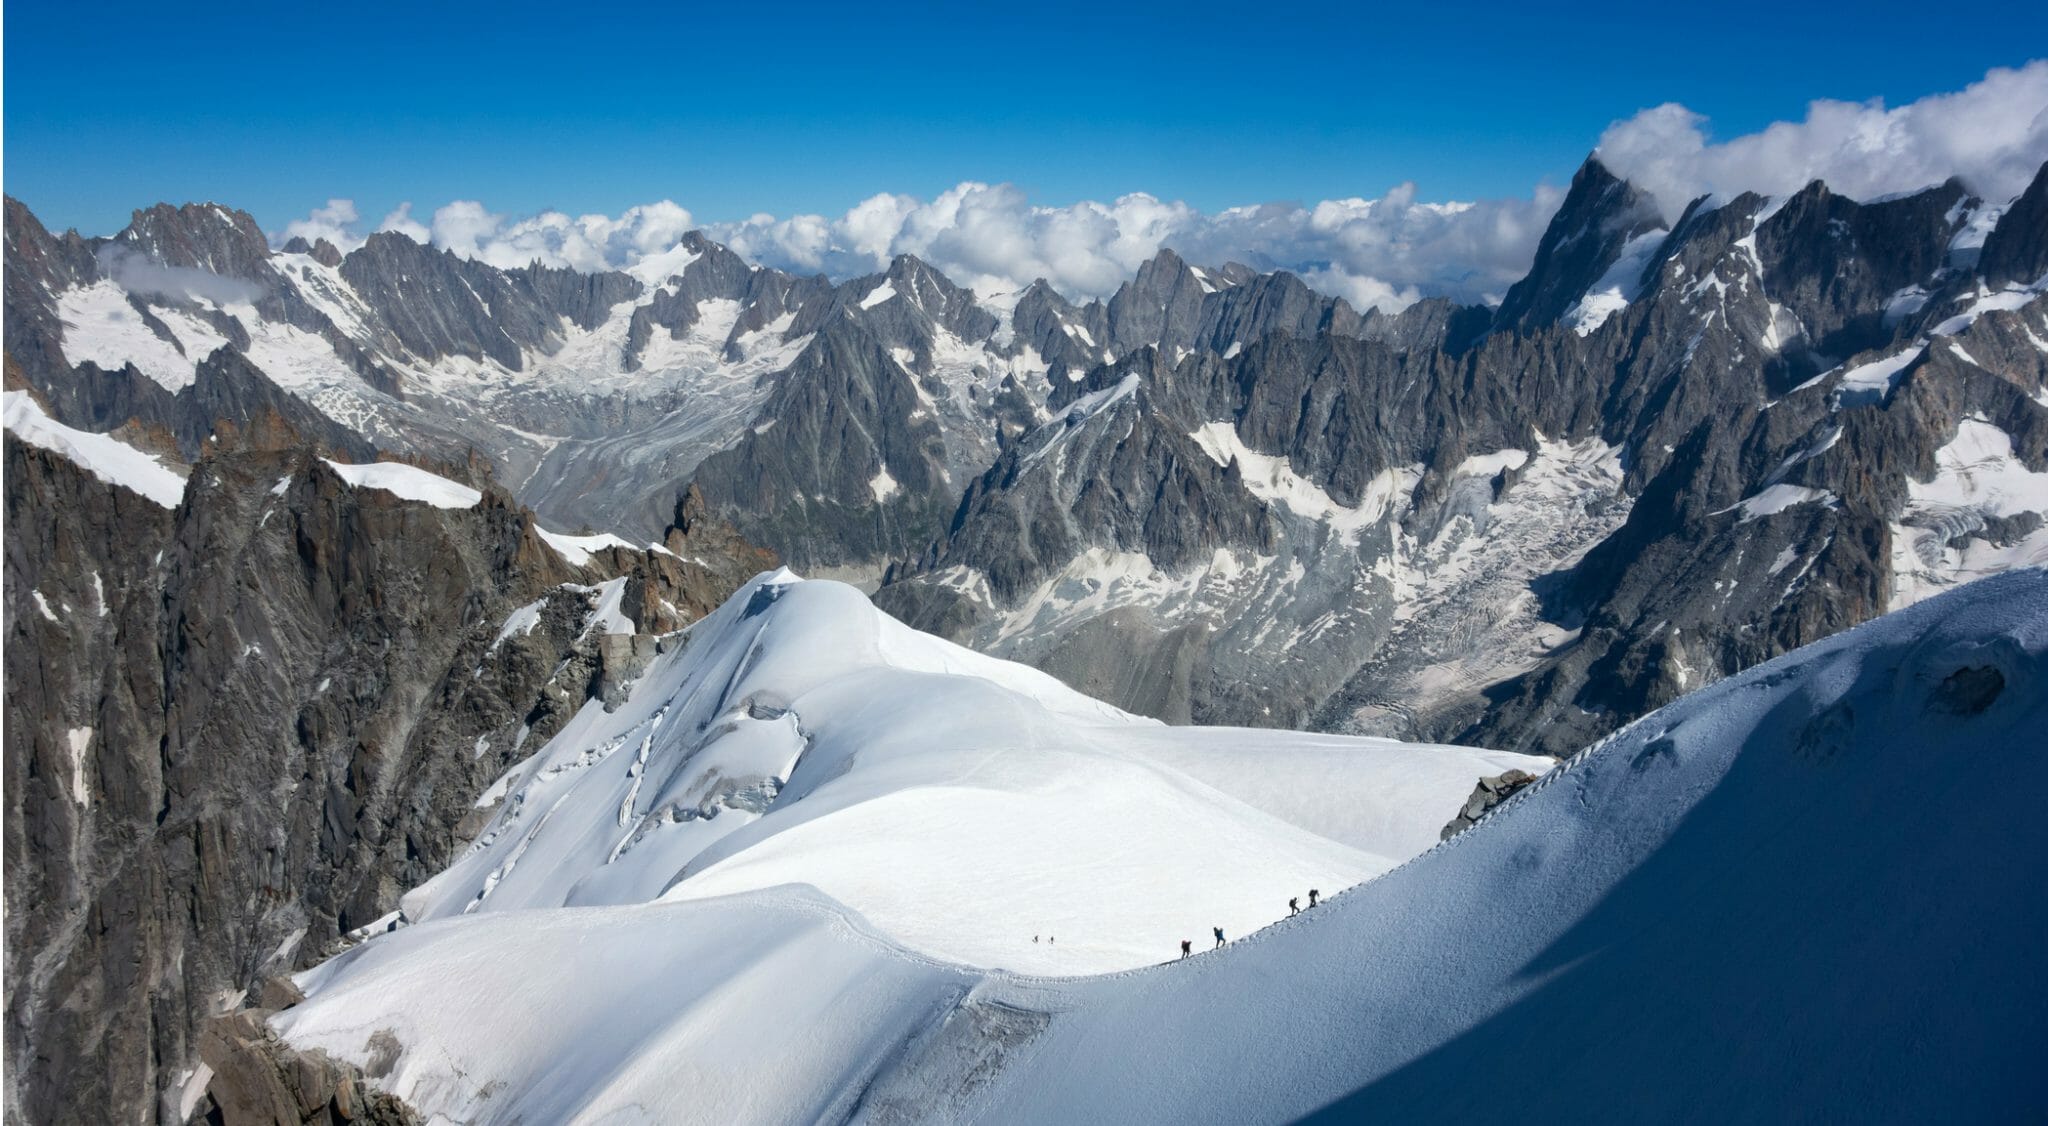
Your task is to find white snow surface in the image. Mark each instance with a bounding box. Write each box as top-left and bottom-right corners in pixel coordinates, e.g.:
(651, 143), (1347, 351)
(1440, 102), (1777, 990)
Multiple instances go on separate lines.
(1562, 229), (1665, 335)
(1889, 419), (2048, 608)
(1833, 342), (1926, 401)
(54, 281), (228, 391)
(1190, 421), (1419, 545)
(384, 572), (1537, 970)
(277, 569), (2048, 1123)
(3, 391), (188, 507)
(1930, 281), (2045, 337)
(1716, 482), (1839, 522)
(490, 598), (547, 653)
(321, 459), (482, 509)
(534, 527), (642, 567)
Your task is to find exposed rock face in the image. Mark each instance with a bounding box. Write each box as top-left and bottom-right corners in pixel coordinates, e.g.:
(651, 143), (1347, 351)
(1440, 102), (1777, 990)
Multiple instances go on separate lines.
(878, 158), (2048, 752)
(1980, 161), (2048, 287)
(29, 349), (377, 467)
(688, 319), (958, 576)
(2, 434), (767, 1126)
(195, 1006), (417, 1126)
(1439, 769), (1539, 840)
(1490, 158), (1665, 332)
(1755, 177), (1969, 362)
(337, 232), (640, 371)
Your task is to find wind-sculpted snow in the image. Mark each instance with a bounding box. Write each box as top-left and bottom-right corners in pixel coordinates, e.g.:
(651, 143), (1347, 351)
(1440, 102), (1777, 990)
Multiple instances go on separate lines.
(277, 567), (2048, 1123)
(393, 570), (1543, 973)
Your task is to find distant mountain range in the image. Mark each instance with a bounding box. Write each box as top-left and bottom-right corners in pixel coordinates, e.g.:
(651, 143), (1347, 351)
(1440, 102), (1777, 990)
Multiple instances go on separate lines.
(9, 156), (2045, 757)
(7, 153), (2048, 1124)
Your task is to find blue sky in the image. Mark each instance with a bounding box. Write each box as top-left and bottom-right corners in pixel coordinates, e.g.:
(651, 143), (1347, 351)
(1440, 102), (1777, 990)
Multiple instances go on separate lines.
(7, 0), (2047, 238)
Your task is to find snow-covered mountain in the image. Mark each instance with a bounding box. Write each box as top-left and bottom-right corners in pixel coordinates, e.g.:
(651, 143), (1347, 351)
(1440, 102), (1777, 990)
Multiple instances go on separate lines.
(9, 159), (2046, 761)
(349, 569), (1542, 974)
(879, 160), (2048, 752)
(4, 199), (1395, 574)
(269, 566), (2048, 1123)
(8, 157), (2048, 1124)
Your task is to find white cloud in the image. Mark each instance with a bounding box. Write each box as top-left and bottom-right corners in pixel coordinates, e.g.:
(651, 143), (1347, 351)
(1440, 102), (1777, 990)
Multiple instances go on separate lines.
(414, 201), (700, 273)
(706, 181), (1559, 311)
(271, 183), (1560, 311)
(279, 198), (363, 254)
(1598, 60), (2048, 221)
(97, 244), (261, 305)
(376, 202), (430, 243)
(269, 63), (2048, 311)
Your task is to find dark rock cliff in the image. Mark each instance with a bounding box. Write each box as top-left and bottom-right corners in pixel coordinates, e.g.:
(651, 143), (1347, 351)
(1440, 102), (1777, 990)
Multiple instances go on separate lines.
(3, 434), (769, 1125)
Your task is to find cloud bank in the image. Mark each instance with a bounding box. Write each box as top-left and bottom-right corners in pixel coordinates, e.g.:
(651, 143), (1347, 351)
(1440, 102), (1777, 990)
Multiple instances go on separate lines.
(707, 182), (1562, 309)
(274, 62), (2048, 312)
(1598, 60), (2048, 220)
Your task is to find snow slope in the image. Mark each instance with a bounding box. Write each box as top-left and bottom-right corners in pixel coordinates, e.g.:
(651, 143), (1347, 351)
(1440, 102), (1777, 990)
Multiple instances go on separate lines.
(276, 567), (2048, 1123)
(391, 570), (1543, 974)
(321, 459), (482, 508)
(943, 566), (2048, 1124)
(3, 391), (188, 507)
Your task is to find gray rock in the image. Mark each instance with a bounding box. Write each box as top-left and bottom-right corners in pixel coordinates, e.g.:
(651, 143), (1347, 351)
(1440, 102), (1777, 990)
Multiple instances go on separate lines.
(1981, 161), (2048, 288)
(2, 435), (768, 1125)
(1440, 769), (1543, 841)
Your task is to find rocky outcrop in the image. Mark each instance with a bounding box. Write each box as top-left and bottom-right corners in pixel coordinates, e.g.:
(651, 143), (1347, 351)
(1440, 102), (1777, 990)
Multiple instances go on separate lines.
(688, 318), (956, 575)
(111, 202), (277, 283)
(1980, 161), (2048, 287)
(1755, 177), (1969, 362)
(194, 1006), (417, 1126)
(1439, 769), (1540, 840)
(336, 232), (639, 370)
(4, 198), (102, 387)
(2, 434), (768, 1126)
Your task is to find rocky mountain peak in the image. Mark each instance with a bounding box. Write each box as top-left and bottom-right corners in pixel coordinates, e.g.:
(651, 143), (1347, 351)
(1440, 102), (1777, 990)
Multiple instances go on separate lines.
(1492, 155), (1666, 332)
(114, 200), (274, 281)
(1755, 174), (1972, 361)
(881, 253), (987, 323)
(1130, 246), (1195, 289)
(1981, 159), (2048, 287)
(1107, 247), (1213, 354)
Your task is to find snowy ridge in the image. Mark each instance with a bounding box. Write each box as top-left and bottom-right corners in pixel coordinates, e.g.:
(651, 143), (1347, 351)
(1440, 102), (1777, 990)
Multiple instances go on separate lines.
(321, 459), (482, 509)
(3, 391), (188, 507)
(392, 571), (1540, 970)
(276, 572), (1552, 1120)
(533, 527), (676, 567)
(277, 568), (2048, 1122)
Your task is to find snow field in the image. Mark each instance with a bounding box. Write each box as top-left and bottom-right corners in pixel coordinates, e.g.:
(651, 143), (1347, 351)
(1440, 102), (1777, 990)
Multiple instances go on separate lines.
(277, 568), (2048, 1123)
